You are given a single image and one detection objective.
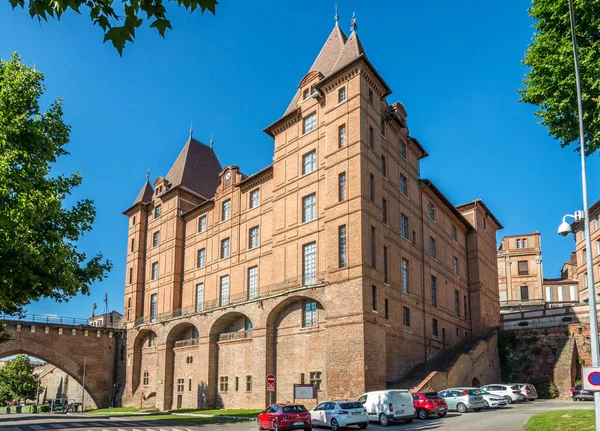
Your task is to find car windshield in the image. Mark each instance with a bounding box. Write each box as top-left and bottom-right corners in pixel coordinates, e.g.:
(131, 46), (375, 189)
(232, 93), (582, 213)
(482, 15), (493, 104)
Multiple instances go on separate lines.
(425, 394), (441, 400)
(339, 402), (363, 409)
(510, 385), (520, 390)
(477, 390), (490, 395)
(283, 406), (307, 413)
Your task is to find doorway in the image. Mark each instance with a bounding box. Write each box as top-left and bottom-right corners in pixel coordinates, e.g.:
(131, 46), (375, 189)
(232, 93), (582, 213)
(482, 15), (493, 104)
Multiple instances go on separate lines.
(472, 377), (481, 387)
(176, 395), (182, 409)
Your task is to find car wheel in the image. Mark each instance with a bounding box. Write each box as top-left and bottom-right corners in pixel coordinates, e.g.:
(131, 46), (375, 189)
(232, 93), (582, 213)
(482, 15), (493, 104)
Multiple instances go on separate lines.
(503, 396), (513, 404)
(257, 419), (263, 430)
(404, 418), (413, 424)
(378, 413), (389, 426)
(457, 403), (467, 413)
(484, 400), (489, 409)
(330, 418), (339, 431)
(358, 423), (368, 429)
(417, 409), (428, 420)
(437, 412), (447, 418)
(273, 421), (279, 431)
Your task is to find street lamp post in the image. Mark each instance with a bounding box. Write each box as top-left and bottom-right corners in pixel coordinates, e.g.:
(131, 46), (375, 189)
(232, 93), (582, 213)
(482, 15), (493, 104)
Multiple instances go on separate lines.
(566, 0), (600, 429)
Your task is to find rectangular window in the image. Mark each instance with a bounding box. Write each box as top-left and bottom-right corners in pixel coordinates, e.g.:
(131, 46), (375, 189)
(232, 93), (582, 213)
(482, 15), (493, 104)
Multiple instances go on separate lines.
(431, 275), (437, 306)
(428, 202), (436, 221)
(399, 140), (407, 158)
(129, 267), (133, 285)
(148, 332), (156, 347)
(246, 376), (252, 392)
(518, 260), (529, 275)
(197, 248), (206, 268)
(455, 290), (460, 317)
(381, 155), (387, 177)
(522, 238), (528, 248)
(457, 328), (460, 337)
(597, 240), (600, 256)
(583, 248), (588, 262)
(220, 275), (229, 306)
(430, 237), (436, 259)
(302, 193), (317, 223)
(221, 237), (230, 259)
(516, 239), (521, 249)
(198, 215), (207, 232)
(401, 214), (409, 239)
(302, 150), (317, 175)
(338, 87), (346, 103)
(151, 262), (159, 280)
(303, 242), (317, 285)
(451, 225), (457, 241)
(189, 378), (192, 392)
(196, 283), (204, 312)
(402, 258), (409, 293)
(303, 88), (309, 100)
(143, 371), (149, 386)
(222, 199), (231, 221)
(130, 238), (134, 252)
(432, 318), (438, 336)
(380, 117), (386, 136)
(369, 174), (375, 201)
(372, 286), (377, 311)
(338, 225), (347, 268)
(154, 205), (161, 219)
(383, 246), (389, 284)
(520, 285), (529, 301)
(453, 257), (459, 275)
(303, 300), (317, 327)
(152, 231), (160, 247)
(177, 378), (185, 393)
(338, 172), (346, 201)
(370, 226), (376, 268)
(368, 89), (373, 103)
(249, 189), (260, 209)
(249, 226), (260, 249)
(464, 295), (468, 320)
(235, 376), (239, 392)
(248, 266), (259, 300)
(384, 298), (389, 319)
(219, 376), (228, 392)
(403, 307), (410, 326)
(369, 126), (374, 148)
(382, 198), (388, 224)
(303, 112), (317, 134)
(150, 293), (157, 322)
(309, 372), (322, 391)
(400, 175), (408, 196)
(338, 124), (347, 148)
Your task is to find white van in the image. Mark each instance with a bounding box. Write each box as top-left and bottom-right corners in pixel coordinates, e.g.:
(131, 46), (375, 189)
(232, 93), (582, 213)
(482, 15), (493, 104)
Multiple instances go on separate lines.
(357, 390), (415, 426)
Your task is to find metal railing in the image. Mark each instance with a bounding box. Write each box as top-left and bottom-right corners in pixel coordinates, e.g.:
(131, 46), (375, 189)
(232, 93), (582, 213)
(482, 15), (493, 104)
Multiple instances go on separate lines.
(134, 272), (326, 327)
(174, 337), (199, 348)
(218, 330), (252, 342)
(0, 313), (126, 329)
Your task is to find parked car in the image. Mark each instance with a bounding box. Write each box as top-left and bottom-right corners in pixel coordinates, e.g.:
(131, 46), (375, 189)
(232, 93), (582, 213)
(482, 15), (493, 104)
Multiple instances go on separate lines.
(257, 404), (312, 431)
(357, 390), (415, 426)
(437, 389), (486, 413)
(573, 386), (594, 401)
(310, 401), (368, 430)
(479, 384), (525, 404)
(509, 383), (538, 401)
(447, 387), (506, 409)
(412, 392), (448, 419)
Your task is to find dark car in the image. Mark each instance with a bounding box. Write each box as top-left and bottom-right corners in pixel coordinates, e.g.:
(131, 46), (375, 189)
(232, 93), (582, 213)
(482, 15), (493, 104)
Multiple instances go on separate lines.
(258, 403), (312, 431)
(412, 392), (448, 419)
(573, 386), (594, 401)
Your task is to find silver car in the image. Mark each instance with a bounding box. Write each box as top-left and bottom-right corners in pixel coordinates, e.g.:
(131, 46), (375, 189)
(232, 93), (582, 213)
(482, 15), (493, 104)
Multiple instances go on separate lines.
(438, 389), (486, 413)
(448, 387), (507, 409)
(509, 383), (538, 401)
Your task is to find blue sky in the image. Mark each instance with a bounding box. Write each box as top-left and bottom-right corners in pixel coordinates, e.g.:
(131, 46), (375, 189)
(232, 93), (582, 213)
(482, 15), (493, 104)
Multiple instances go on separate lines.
(1, 0), (597, 319)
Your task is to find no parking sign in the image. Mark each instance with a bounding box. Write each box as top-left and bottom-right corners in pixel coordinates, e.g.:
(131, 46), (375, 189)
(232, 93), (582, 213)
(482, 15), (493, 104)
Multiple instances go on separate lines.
(582, 367), (600, 391)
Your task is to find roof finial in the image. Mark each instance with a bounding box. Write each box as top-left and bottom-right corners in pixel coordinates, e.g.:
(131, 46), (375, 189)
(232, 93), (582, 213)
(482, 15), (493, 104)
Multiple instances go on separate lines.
(350, 11), (357, 32)
(334, 3), (339, 25)
(146, 169), (150, 182)
(189, 121), (193, 139)
(209, 132), (214, 149)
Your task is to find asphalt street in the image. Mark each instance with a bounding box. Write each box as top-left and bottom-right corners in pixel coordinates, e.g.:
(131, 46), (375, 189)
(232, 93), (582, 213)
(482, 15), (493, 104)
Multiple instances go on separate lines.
(0, 400), (594, 431)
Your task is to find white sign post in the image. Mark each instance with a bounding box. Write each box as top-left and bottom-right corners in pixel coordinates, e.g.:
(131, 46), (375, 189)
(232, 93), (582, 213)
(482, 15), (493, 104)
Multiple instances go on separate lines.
(582, 367), (600, 392)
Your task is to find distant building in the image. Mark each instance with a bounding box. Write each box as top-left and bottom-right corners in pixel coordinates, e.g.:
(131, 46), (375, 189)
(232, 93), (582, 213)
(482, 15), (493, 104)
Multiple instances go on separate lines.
(0, 358), (44, 368)
(573, 198), (600, 302)
(89, 310), (123, 327)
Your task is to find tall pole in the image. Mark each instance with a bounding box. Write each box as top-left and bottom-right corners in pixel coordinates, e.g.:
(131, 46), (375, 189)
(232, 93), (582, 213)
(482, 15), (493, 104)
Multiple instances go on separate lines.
(81, 356), (87, 413)
(568, 0), (600, 429)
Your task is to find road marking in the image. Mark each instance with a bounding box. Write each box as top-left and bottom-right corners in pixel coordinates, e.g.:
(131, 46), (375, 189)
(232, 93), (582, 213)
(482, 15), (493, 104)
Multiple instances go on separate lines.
(29, 426), (45, 430)
(69, 423), (88, 427)
(49, 425), (64, 429)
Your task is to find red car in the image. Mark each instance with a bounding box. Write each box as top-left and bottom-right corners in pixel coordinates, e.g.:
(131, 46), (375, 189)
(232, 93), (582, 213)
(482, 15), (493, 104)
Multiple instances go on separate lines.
(412, 392), (448, 420)
(257, 403), (312, 431)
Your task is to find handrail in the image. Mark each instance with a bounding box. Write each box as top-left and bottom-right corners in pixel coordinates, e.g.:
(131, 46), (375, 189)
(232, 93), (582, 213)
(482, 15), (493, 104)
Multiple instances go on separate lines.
(218, 330), (252, 342)
(0, 313), (126, 329)
(174, 338), (199, 348)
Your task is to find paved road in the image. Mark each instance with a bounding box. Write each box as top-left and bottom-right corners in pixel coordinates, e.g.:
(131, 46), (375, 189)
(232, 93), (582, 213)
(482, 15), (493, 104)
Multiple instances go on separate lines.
(0, 400), (593, 431)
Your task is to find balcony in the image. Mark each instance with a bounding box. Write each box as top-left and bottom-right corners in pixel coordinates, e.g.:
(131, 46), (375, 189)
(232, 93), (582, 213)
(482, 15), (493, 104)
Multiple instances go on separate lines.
(218, 330), (252, 342)
(174, 337), (199, 348)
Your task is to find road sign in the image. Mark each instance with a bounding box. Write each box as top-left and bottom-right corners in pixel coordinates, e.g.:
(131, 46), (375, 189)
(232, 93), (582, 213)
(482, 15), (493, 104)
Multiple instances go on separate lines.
(266, 374), (276, 384)
(582, 367), (600, 391)
(267, 383), (275, 392)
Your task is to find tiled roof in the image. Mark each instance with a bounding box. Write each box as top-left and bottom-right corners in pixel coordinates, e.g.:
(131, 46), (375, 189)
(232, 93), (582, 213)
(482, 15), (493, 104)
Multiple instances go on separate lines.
(165, 137), (222, 199)
(456, 198), (504, 229)
(132, 181), (153, 206)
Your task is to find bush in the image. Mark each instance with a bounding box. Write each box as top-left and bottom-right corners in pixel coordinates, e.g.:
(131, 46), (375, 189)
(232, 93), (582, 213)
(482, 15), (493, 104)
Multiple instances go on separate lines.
(38, 404), (50, 413)
(533, 380), (559, 399)
(578, 358), (586, 366)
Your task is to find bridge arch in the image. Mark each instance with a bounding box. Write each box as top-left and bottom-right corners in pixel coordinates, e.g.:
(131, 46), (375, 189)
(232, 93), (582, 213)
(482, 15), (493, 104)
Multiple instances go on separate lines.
(131, 328), (159, 399)
(0, 338), (100, 408)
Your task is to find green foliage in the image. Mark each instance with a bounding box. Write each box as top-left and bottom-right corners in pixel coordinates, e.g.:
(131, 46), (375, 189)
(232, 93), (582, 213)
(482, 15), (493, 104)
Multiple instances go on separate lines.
(575, 379), (583, 387)
(578, 358), (586, 365)
(0, 54), (111, 325)
(8, 0), (218, 55)
(532, 380), (559, 399)
(520, 0), (600, 155)
(0, 355), (38, 402)
(38, 404), (50, 412)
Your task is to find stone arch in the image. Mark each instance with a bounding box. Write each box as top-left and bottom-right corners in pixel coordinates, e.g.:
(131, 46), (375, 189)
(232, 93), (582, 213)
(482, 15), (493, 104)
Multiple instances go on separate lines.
(164, 322), (201, 410)
(131, 328), (158, 395)
(0, 338), (100, 408)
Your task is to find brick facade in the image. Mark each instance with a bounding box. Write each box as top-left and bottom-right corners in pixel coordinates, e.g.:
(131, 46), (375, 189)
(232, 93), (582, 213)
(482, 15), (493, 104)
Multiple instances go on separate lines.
(122, 22), (502, 410)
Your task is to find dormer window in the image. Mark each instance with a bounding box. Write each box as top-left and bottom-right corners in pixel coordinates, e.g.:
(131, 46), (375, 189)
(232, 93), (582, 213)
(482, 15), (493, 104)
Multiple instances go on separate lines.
(224, 171), (232, 188)
(303, 88), (310, 100)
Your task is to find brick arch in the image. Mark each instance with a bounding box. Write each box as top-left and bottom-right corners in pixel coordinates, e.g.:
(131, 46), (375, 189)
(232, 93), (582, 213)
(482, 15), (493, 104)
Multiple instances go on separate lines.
(0, 338), (100, 407)
(208, 311), (254, 342)
(131, 328), (158, 395)
(265, 291), (326, 329)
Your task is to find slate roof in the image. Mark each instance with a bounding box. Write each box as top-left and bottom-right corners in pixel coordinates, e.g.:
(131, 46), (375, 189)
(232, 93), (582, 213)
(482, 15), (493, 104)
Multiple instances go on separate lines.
(132, 181), (153, 205)
(165, 137), (222, 199)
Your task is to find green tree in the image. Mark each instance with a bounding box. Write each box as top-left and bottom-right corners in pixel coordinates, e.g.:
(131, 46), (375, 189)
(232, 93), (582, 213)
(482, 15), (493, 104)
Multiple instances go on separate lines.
(0, 54), (112, 329)
(8, 0), (218, 55)
(519, 0), (600, 155)
(0, 355), (38, 401)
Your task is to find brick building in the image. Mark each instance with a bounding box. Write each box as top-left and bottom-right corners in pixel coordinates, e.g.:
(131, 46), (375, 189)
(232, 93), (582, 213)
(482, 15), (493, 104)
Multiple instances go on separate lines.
(122, 20), (502, 411)
(574, 198), (600, 301)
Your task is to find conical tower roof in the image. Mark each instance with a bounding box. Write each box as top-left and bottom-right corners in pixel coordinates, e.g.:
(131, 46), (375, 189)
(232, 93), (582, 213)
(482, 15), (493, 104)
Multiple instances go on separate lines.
(132, 180), (154, 205)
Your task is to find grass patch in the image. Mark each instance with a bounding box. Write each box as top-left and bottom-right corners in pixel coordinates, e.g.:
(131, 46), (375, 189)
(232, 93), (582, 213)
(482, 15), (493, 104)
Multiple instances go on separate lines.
(85, 407), (143, 414)
(526, 410), (594, 431)
(171, 408), (262, 418)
